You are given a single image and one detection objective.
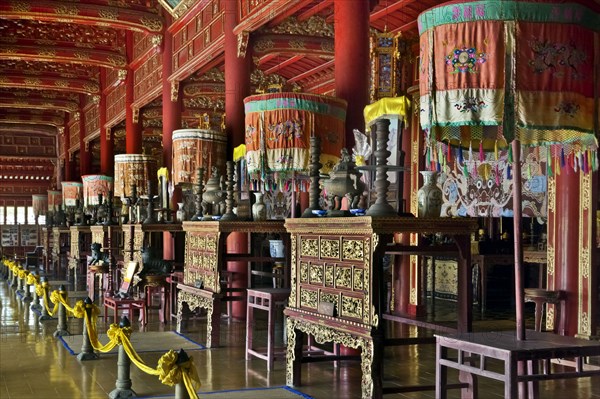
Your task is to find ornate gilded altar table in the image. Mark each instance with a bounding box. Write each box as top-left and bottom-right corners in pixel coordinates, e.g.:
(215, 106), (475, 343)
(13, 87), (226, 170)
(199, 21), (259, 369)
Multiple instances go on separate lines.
(284, 216), (478, 399)
(177, 220), (289, 348)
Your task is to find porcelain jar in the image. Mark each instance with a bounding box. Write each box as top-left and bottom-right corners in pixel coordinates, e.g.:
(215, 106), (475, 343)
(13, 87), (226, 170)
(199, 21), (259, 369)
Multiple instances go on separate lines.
(251, 192), (267, 221)
(417, 171), (442, 217)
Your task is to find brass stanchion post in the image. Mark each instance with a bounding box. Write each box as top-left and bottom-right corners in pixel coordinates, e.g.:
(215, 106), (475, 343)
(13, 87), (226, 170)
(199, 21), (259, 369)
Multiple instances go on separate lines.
(23, 271), (32, 302)
(30, 272), (41, 311)
(53, 285), (70, 337)
(39, 277), (53, 321)
(109, 316), (136, 399)
(77, 297), (99, 361)
(175, 349), (191, 399)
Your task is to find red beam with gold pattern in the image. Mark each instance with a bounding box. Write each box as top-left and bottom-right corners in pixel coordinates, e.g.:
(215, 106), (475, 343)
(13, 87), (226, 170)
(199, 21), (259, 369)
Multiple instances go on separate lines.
(0, 74), (99, 94)
(0, 44), (127, 68)
(0, 1), (163, 33)
(0, 96), (79, 113)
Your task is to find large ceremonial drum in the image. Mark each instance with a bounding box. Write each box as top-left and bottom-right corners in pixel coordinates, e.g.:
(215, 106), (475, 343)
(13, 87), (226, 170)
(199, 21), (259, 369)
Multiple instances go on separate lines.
(172, 129), (227, 186)
(48, 190), (62, 211)
(114, 154), (158, 198)
(32, 195), (47, 217)
(244, 92), (347, 177)
(82, 175), (114, 206)
(61, 182), (83, 207)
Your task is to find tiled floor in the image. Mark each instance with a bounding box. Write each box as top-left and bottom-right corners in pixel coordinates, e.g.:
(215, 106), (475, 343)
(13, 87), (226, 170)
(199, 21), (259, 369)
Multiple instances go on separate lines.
(1, 272), (599, 399)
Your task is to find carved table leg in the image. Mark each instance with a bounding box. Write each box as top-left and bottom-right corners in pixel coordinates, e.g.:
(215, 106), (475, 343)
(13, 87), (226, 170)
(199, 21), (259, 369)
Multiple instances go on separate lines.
(176, 297), (186, 333)
(207, 299), (220, 348)
(286, 318), (304, 387)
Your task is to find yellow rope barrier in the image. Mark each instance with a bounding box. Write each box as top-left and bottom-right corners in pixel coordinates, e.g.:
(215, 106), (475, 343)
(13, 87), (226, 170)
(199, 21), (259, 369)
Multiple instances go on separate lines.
(42, 286), (59, 316)
(26, 273), (39, 286)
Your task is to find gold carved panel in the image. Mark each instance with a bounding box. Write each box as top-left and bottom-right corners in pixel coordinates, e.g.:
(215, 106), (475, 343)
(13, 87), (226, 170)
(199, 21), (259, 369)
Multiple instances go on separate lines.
(353, 268), (364, 291)
(299, 262), (309, 283)
(341, 295), (363, 319)
(309, 263), (324, 285)
(300, 238), (319, 257)
(300, 288), (318, 309)
(324, 264), (334, 287)
(320, 238), (340, 259)
(342, 239), (364, 261)
(334, 266), (352, 289)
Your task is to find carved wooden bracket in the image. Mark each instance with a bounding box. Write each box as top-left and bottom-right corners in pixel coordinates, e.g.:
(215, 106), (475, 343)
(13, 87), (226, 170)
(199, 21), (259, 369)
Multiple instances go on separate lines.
(237, 31), (249, 58)
(171, 80), (180, 102)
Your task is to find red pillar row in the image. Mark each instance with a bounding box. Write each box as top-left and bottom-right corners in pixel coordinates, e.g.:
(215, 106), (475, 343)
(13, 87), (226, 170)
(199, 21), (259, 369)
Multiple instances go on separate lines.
(224, 0), (251, 153)
(162, 15), (182, 261)
(99, 70), (114, 177)
(334, 0), (370, 148)
(79, 98), (91, 177)
(63, 117), (72, 182)
(553, 170), (581, 337)
(125, 32), (143, 155)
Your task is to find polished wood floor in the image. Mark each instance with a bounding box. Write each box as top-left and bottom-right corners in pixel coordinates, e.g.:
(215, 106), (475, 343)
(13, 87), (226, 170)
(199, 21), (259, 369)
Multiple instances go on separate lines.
(1, 275), (599, 399)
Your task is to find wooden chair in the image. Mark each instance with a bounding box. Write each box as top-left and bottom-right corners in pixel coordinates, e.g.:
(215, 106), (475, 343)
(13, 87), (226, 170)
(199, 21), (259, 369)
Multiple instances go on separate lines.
(103, 261), (146, 325)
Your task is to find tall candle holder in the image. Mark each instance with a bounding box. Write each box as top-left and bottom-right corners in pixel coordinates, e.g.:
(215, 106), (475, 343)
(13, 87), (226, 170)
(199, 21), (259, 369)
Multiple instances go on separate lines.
(302, 136), (323, 218)
(143, 180), (157, 225)
(220, 161), (238, 221)
(366, 118), (396, 217)
(191, 167), (205, 221)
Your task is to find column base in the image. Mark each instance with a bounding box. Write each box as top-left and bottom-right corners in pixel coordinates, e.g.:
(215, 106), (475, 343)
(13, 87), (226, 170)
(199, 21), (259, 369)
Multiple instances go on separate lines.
(77, 352), (99, 361)
(109, 388), (137, 399)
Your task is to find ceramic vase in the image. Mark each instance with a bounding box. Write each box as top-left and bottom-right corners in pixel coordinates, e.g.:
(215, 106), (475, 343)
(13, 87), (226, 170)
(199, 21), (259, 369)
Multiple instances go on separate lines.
(268, 239), (285, 258)
(176, 202), (186, 222)
(252, 192), (267, 221)
(417, 171), (442, 217)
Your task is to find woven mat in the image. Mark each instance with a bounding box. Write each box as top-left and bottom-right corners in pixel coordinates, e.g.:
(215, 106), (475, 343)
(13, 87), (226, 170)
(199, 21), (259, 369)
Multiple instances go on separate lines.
(59, 331), (205, 355)
(137, 386), (313, 399)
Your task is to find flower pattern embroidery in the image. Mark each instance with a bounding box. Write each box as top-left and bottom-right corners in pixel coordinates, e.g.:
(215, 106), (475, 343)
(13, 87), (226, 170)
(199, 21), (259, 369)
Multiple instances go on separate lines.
(446, 47), (487, 73)
(554, 101), (580, 118)
(454, 97), (488, 113)
(528, 38), (587, 79)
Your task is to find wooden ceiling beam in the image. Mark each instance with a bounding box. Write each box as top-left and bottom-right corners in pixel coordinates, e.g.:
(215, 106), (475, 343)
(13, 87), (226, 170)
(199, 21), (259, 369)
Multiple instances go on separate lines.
(288, 59), (334, 83)
(0, 0), (163, 34)
(268, 0), (315, 26)
(298, 0), (333, 21)
(265, 55), (305, 75)
(370, 0), (418, 22)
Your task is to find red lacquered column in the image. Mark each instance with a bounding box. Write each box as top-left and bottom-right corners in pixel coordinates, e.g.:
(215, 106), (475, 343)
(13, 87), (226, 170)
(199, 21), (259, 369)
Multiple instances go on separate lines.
(79, 99), (91, 177)
(99, 70), (114, 176)
(224, 0), (251, 319)
(334, 0), (370, 148)
(553, 170), (581, 336)
(224, 0), (251, 152)
(162, 16), (182, 261)
(63, 119), (72, 182)
(125, 32), (142, 155)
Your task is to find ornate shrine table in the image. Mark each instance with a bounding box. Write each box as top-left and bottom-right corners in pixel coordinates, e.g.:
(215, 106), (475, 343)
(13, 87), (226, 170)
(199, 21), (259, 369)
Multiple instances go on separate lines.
(284, 216), (478, 399)
(177, 220), (289, 348)
(436, 330), (600, 399)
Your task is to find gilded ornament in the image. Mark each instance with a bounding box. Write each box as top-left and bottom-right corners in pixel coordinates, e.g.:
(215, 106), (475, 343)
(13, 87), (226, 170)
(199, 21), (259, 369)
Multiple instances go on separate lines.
(299, 262), (309, 283)
(253, 38), (274, 54)
(300, 238), (318, 257)
(545, 307), (555, 331)
(319, 292), (338, 309)
(320, 238), (340, 259)
(547, 176), (556, 211)
(24, 78), (42, 86)
(237, 31), (250, 58)
(55, 5), (79, 16)
(342, 239), (364, 261)
(546, 244), (555, 275)
(266, 16), (333, 37)
(289, 39), (306, 50)
(410, 287), (417, 305)
(300, 288), (317, 309)
(10, 1), (31, 12)
(139, 16), (163, 32)
(341, 295), (363, 319)
(289, 237), (298, 307)
(309, 264), (323, 285)
(334, 266), (352, 289)
(580, 312), (590, 336)
(55, 80), (70, 88)
(324, 264), (334, 286)
(171, 80), (179, 102)
(320, 40), (334, 53)
(353, 269), (364, 291)
(82, 83), (100, 93)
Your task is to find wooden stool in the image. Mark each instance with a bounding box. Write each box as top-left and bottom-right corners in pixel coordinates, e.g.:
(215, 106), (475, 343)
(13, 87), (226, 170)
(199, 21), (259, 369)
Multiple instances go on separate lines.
(103, 296), (147, 325)
(524, 288), (565, 333)
(246, 288), (290, 370)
